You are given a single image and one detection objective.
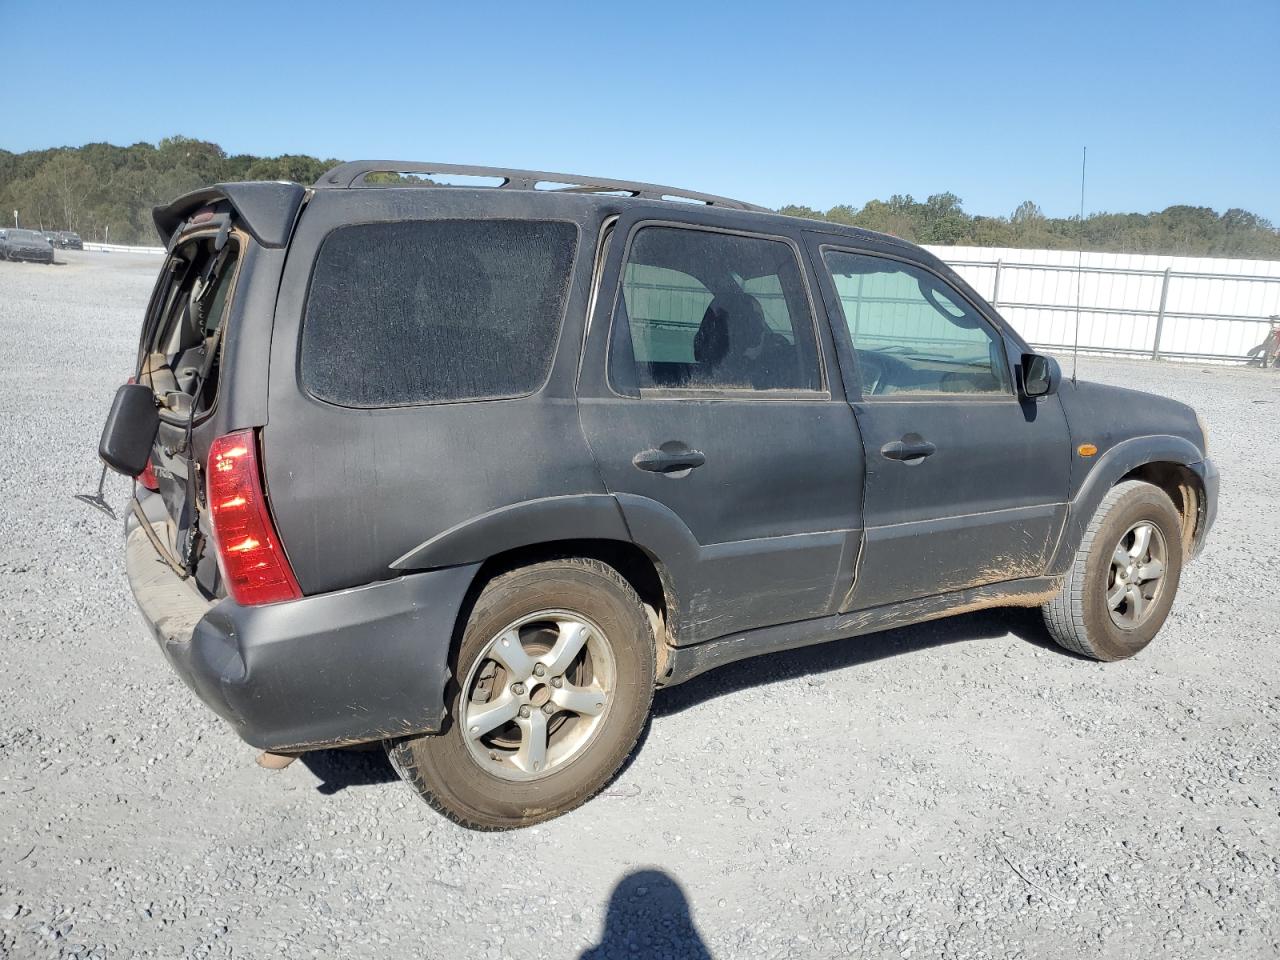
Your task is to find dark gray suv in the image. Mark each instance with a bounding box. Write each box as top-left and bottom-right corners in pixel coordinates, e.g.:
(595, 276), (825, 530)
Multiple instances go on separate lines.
(100, 162), (1218, 829)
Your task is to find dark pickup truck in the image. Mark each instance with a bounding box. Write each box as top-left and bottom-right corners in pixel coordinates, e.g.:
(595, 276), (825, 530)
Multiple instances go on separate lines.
(98, 162), (1217, 829)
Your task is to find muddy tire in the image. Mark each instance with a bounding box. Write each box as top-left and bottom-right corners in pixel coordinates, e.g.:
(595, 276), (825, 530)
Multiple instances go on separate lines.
(387, 558), (655, 830)
(1042, 480), (1184, 660)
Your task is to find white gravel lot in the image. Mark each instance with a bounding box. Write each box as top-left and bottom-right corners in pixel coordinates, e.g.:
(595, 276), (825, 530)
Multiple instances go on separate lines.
(1, 250), (1278, 960)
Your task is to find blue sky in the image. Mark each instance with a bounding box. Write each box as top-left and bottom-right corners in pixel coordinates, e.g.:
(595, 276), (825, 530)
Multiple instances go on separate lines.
(3, 0), (1277, 221)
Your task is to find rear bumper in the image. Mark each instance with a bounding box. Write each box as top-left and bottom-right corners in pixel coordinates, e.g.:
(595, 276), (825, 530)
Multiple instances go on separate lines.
(125, 501), (478, 752)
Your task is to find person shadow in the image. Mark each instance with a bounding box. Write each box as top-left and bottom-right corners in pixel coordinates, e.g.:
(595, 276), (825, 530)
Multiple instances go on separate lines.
(580, 869), (712, 960)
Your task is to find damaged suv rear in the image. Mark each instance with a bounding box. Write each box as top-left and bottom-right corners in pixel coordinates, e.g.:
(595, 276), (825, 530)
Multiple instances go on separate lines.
(108, 184), (480, 751)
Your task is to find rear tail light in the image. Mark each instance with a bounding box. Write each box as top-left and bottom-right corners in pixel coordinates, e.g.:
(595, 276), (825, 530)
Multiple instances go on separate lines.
(207, 430), (302, 606)
(138, 460), (159, 492)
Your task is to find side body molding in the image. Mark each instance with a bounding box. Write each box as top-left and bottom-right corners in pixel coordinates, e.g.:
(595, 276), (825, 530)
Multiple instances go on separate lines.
(613, 493), (854, 647)
(1047, 434), (1206, 575)
(390, 491), (854, 650)
(390, 494), (632, 570)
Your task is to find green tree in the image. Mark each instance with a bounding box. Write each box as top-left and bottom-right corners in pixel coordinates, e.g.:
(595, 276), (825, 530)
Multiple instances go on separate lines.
(1, 137), (1277, 256)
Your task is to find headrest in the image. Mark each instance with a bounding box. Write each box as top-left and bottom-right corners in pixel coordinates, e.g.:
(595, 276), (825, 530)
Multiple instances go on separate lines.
(693, 293), (768, 366)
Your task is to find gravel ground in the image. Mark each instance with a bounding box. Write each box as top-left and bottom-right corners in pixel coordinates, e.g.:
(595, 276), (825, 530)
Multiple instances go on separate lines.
(1, 250), (1278, 960)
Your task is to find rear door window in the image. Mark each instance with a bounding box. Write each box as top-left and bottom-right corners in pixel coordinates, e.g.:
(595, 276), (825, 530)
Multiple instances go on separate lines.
(301, 219), (578, 407)
(611, 226), (822, 393)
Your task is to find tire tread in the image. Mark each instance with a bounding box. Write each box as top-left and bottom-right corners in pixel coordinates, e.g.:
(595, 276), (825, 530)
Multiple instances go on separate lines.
(1042, 480), (1173, 659)
(388, 556), (655, 830)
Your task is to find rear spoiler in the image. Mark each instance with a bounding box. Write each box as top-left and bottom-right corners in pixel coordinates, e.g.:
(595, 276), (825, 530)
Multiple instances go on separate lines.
(153, 181), (307, 250)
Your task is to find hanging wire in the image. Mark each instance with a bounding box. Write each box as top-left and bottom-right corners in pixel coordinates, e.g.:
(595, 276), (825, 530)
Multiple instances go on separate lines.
(1072, 146), (1087, 384)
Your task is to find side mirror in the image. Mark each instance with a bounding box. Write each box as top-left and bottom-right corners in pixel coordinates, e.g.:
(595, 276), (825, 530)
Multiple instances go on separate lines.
(1021, 353), (1060, 398)
(98, 382), (160, 477)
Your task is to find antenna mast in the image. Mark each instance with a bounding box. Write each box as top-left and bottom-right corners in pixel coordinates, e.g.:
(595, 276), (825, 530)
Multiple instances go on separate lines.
(1071, 146), (1087, 384)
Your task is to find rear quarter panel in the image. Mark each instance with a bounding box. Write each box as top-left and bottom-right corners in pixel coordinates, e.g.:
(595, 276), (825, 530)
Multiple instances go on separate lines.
(262, 189), (609, 595)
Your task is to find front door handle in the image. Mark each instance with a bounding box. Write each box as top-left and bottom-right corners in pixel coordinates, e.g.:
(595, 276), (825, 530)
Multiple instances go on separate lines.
(880, 437), (936, 462)
(633, 445), (707, 475)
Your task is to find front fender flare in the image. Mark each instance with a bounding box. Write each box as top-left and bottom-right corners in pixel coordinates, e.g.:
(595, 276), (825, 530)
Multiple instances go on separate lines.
(1047, 434), (1205, 574)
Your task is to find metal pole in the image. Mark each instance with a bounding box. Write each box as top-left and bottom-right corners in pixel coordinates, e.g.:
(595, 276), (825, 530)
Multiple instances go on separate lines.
(1151, 267), (1172, 360)
(992, 259), (1003, 309)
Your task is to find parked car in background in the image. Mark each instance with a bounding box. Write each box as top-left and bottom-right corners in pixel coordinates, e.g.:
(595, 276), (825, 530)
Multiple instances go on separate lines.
(100, 161), (1217, 830)
(55, 231), (84, 250)
(2, 228), (55, 263)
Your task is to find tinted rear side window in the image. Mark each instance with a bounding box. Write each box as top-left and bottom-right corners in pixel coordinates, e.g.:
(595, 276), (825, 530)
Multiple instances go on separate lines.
(302, 219), (577, 407)
(613, 227), (822, 393)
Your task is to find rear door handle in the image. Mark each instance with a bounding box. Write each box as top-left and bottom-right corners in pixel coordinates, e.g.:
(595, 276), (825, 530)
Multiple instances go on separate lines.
(880, 438), (936, 462)
(633, 446), (707, 474)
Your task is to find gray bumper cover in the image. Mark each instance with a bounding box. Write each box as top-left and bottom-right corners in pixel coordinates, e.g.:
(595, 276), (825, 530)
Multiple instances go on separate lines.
(125, 504), (478, 752)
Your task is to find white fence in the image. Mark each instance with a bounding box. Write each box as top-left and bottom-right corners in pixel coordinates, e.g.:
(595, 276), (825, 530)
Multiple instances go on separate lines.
(927, 245), (1280, 363)
(77, 239), (1280, 362)
(82, 241), (165, 255)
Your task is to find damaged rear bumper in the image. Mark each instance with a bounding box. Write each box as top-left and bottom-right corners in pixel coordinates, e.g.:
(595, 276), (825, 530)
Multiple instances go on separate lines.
(125, 496), (478, 752)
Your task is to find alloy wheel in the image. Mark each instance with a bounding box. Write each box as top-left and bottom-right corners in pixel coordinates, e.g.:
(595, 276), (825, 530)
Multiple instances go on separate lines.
(1106, 521), (1168, 629)
(460, 611), (616, 781)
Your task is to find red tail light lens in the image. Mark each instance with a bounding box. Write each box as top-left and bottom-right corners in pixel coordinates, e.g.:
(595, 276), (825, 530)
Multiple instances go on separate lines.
(138, 460), (160, 492)
(207, 430), (302, 606)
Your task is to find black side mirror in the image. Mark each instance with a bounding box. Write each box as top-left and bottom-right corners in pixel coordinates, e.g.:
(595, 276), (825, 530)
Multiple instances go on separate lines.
(98, 383), (160, 477)
(1021, 353), (1061, 398)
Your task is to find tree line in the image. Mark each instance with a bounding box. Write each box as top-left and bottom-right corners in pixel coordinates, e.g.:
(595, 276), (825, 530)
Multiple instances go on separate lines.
(779, 195), (1280, 259)
(0, 137), (335, 245)
(2, 137), (1277, 258)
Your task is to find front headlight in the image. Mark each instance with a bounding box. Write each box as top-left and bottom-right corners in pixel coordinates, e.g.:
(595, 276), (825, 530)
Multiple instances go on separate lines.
(1195, 412), (1210, 457)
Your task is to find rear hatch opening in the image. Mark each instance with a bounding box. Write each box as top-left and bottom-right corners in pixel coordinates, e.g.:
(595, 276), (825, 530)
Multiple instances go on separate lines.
(135, 217), (244, 597)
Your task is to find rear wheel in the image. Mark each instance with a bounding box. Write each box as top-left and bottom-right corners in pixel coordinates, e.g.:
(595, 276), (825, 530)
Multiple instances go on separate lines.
(1042, 480), (1184, 660)
(388, 558), (655, 830)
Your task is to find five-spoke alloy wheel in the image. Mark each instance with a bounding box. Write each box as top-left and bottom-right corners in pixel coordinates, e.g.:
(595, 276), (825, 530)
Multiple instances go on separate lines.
(460, 613), (616, 780)
(1106, 521), (1168, 629)
(388, 558), (655, 830)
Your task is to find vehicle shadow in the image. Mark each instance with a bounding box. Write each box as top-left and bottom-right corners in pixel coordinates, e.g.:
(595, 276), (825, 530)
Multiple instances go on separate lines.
(580, 869), (711, 960)
(654, 605), (1067, 718)
(295, 608), (1067, 795)
(299, 745), (399, 795)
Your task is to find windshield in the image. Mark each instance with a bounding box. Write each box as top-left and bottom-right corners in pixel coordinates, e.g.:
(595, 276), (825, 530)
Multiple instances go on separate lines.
(10, 230), (42, 242)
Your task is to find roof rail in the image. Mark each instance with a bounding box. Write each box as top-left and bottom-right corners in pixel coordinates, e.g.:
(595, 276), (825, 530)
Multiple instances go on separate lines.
(314, 161), (767, 212)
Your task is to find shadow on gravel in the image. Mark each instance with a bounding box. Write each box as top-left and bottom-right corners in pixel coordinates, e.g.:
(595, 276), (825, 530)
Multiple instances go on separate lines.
(581, 869), (711, 960)
(299, 746), (399, 795)
(294, 610), (1066, 797)
(655, 606), (1065, 717)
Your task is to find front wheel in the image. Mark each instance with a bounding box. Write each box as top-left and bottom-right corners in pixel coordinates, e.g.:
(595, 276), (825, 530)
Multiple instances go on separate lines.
(1042, 480), (1184, 660)
(388, 558), (656, 830)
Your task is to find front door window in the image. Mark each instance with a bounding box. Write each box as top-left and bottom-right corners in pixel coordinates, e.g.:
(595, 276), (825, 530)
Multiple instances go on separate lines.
(823, 251), (1012, 397)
